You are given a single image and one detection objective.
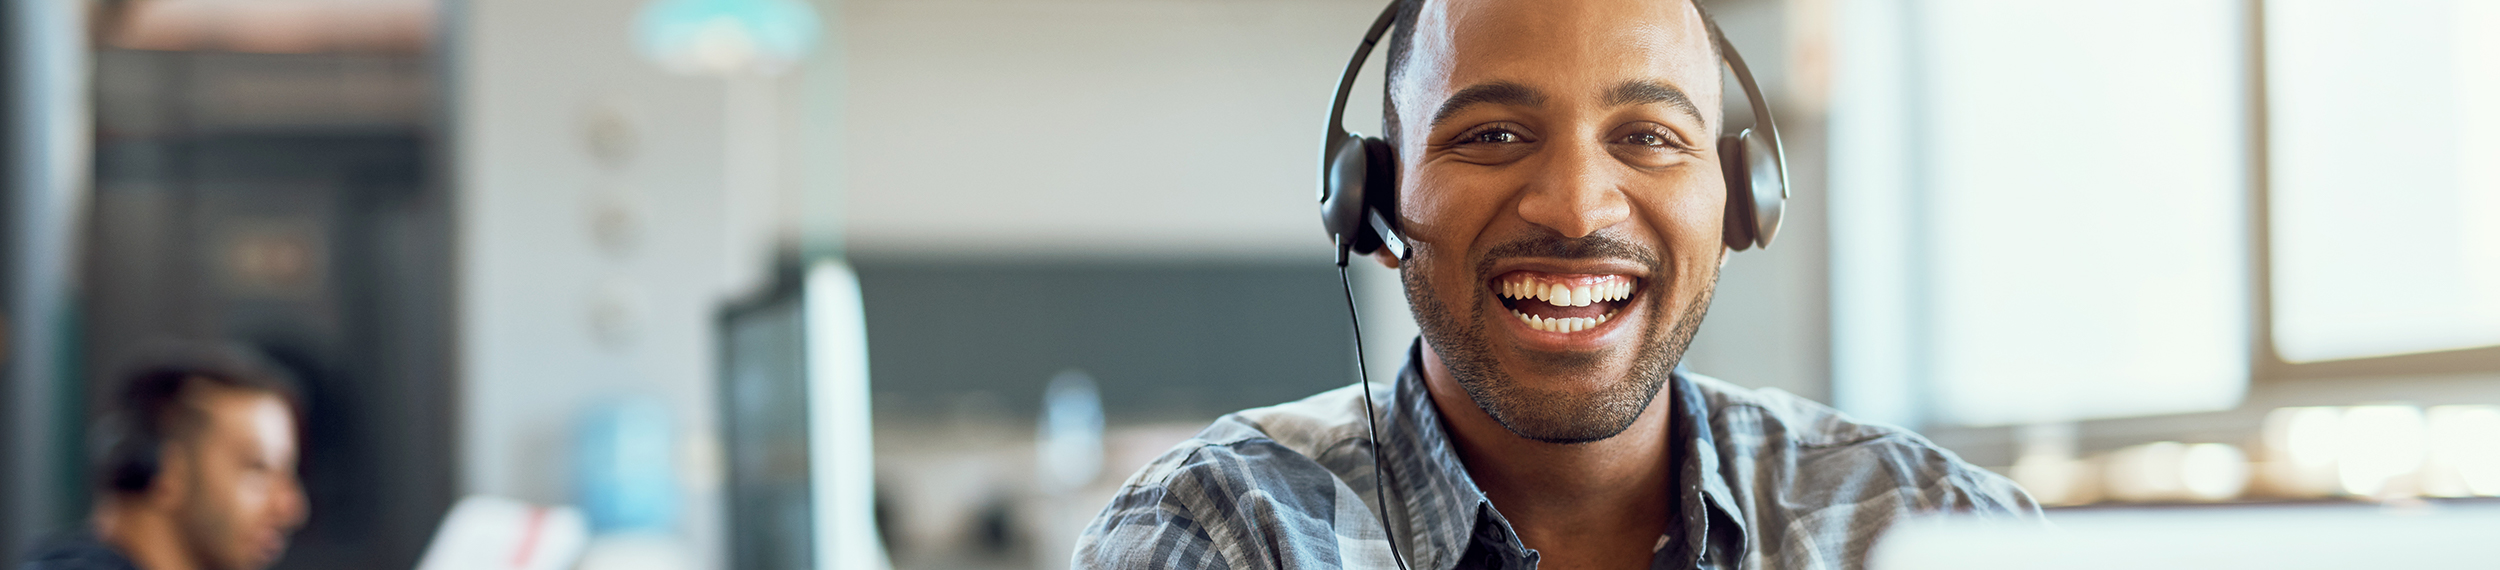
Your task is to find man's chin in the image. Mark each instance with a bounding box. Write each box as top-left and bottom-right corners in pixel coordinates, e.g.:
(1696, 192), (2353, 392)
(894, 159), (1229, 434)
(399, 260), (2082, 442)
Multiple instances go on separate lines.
(1457, 295), (1700, 444)
(1468, 367), (1668, 444)
(235, 539), (287, 570)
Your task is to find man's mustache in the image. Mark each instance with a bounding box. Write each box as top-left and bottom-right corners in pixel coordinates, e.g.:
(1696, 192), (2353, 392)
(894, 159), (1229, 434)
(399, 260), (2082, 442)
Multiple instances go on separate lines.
(1474, 230), (1662, 276)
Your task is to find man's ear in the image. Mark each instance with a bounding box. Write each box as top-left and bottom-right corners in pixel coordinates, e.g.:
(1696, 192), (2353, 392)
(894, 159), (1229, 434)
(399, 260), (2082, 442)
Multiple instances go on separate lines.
(147, 443), (193, 510)
(1371, 248), (1401, 270)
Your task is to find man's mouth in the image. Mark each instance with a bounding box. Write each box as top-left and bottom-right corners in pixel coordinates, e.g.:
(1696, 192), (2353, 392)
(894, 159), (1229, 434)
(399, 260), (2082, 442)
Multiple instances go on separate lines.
(1492, 271), (1639, 333)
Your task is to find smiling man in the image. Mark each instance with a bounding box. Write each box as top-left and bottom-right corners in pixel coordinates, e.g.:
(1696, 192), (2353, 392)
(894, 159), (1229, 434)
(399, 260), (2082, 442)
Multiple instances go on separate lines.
(1075, 0), (2035, 568)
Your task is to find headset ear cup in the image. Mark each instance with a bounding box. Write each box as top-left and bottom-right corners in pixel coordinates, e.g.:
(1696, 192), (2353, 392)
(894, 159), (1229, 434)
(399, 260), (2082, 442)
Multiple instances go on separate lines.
(1741, 129), (1786, 248)
(1360, 136), (1399, 248)
(98, 414), (160, 494)
(1323, 133), (1377, 254)
(1718, 134), (1759, 250)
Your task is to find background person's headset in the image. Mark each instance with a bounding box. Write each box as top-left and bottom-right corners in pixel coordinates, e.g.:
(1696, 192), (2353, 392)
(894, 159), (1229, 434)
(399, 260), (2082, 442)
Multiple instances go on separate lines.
(1317, 1), (1788, 567)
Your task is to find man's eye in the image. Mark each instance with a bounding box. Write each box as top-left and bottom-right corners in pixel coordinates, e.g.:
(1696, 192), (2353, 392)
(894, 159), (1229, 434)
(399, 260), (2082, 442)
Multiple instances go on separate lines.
(1624, 133), (1667, 146)
(1470, 130), (1522, 144)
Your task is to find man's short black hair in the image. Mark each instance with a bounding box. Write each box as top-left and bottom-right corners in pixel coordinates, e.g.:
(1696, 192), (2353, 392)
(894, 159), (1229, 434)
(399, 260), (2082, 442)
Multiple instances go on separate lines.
(1380, 0), (1428, 153)
(1380, 0), (1722, 152)
(93, 342), (304, 495)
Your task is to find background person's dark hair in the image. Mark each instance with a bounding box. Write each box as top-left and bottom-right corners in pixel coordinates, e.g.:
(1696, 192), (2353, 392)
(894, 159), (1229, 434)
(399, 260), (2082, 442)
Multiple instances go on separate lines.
(92, 342), (305, 496)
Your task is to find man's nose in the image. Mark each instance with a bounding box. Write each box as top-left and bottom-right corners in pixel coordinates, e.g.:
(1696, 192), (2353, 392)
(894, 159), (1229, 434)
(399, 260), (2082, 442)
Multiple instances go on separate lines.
(277, 475), (309, 529)
(1514, 138), (1631, 238)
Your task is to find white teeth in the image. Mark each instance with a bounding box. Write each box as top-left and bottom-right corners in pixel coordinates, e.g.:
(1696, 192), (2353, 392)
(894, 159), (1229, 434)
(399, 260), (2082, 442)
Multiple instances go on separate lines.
(1499, 277), (1636, 304)
(1514, 310), (1614, 333)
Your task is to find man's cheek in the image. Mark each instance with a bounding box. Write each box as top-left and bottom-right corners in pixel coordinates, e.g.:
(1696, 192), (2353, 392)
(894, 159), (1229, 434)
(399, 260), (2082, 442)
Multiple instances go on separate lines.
(1397, 172), (1497, 245)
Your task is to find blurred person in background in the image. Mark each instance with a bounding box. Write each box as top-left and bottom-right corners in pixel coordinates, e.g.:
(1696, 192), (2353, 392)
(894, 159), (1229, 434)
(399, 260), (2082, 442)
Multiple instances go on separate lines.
(1078, 0), (2035, 568)
(17, 345), (309, 570)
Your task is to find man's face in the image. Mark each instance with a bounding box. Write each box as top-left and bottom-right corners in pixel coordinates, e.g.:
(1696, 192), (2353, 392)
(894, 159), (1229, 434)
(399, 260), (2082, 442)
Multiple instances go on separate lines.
(168, 388), (307, 570)
(1393, 0), (1725, 443)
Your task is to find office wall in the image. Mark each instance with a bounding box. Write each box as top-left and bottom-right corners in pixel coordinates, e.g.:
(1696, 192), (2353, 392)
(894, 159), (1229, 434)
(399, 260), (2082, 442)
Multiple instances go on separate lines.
(455, 0), (788, 566)
(843, 0), (1377, 259)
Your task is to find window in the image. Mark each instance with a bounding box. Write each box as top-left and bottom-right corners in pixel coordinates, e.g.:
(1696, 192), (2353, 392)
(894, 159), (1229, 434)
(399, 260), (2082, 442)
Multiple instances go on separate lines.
(1829, 0), (2499, 428)
(2265, 0), (2500, 363)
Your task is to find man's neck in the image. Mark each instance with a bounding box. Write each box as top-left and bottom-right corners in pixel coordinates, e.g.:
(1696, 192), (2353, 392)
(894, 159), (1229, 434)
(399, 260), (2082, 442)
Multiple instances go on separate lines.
(93, 501), (203, 570)
(1419, 342), (1679, 570)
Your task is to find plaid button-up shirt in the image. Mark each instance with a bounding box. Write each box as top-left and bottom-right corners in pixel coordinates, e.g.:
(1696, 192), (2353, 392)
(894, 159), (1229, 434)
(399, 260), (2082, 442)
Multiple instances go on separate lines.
(1073, 341), (2039, 569)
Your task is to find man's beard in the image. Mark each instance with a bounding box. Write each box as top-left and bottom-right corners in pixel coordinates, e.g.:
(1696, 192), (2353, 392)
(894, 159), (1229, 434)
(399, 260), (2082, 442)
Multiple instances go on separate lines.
(1404, 231), (1713, 444)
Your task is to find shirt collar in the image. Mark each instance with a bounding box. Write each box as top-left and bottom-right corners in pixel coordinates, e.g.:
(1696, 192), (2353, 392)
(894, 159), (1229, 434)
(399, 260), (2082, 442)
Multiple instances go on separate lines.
(1377, 340), (1751, 568)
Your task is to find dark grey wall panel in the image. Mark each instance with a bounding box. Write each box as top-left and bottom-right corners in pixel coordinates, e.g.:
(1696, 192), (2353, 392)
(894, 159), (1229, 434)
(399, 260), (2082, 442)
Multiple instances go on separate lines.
(854, 259), (1361, 428)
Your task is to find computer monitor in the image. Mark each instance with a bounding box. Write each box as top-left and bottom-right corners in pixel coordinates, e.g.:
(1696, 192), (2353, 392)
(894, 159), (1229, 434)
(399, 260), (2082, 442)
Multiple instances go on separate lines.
(719, 259), (889, 570)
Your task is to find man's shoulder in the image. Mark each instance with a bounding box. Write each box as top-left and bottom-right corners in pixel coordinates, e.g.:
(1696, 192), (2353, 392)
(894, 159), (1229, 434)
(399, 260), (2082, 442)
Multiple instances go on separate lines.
(16, 529), (140, 570)
(1118, 383), (1374, 490)
(1684, 372), (2038, 514)
(1686, 372), (1901, 449)
(1075, 385), (1386, 569)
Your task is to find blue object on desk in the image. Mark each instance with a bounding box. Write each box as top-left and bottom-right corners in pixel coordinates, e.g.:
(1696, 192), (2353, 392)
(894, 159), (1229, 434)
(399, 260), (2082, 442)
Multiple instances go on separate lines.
(576, 399), (680, 533)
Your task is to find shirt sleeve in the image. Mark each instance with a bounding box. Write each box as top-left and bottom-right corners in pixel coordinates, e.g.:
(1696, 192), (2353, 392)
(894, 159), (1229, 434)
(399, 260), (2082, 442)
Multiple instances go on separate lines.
(1071, 438), (1355, 570)
(1776, 440), (2046, 570)
(1074, 482), (1238, 570)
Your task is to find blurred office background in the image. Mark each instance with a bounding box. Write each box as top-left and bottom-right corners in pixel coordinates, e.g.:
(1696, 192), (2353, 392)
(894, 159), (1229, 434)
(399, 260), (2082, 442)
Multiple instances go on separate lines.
(1, 0), (2494, 569)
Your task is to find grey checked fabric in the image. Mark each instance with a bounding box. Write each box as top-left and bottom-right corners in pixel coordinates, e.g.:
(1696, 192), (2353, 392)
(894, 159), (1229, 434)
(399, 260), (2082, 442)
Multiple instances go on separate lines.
(1073, 340), (2039, 569)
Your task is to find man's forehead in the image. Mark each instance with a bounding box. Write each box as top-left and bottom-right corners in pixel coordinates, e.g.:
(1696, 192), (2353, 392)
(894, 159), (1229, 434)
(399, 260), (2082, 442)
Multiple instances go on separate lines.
(1399, 0), (1720, 115)
(193, 388), (296, 450)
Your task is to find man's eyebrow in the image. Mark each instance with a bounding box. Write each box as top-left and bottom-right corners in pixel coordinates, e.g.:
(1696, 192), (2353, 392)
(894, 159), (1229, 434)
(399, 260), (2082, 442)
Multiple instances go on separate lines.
(1428, 81), (1548, 129)
(1605, 79), (1708, 128)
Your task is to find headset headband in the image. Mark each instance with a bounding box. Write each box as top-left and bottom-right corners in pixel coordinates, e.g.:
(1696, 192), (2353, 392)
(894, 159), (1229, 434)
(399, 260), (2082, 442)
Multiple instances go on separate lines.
(1322, 5), (1400, 173)
(1695, 3), (1787, 201)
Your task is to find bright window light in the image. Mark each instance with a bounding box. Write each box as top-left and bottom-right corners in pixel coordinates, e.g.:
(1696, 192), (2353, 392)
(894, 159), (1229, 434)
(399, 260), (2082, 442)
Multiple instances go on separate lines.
(1833, 0), (2250, 426)
(2266, 0), (2500, 362)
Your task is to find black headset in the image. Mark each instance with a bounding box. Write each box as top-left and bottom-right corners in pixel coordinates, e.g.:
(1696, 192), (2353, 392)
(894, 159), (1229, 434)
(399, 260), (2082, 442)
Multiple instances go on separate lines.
(98, 412), (166, 494)
(1320, 1), (1789, 267)
(1319, 3), (1787, 567)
